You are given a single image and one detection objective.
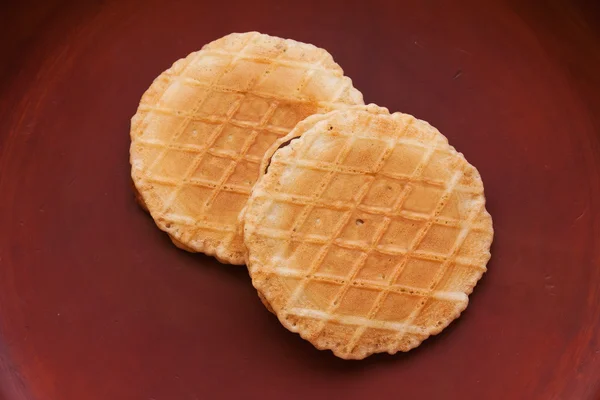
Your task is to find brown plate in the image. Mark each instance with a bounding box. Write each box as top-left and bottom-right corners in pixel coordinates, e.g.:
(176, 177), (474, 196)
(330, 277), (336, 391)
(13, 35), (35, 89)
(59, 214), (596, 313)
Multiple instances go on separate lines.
(1, 0), (599, 399)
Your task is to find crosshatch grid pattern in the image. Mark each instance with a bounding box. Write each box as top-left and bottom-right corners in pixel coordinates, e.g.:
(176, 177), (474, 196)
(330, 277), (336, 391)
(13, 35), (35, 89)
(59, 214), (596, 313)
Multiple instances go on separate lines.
(130, 32), (364, 264)
(244, 106), (493, 359)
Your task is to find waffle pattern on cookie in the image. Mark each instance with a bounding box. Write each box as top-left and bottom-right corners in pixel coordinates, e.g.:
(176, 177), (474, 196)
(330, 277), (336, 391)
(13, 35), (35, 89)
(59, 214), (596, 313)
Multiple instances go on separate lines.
(243, 105), (493, 359)
(130, 32), (363, 264)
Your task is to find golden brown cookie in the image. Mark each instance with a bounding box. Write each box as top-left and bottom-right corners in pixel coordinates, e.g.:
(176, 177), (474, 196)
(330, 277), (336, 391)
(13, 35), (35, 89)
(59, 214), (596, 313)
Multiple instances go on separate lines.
(130, 32), (363, 264)
(243, 105), (493, 359)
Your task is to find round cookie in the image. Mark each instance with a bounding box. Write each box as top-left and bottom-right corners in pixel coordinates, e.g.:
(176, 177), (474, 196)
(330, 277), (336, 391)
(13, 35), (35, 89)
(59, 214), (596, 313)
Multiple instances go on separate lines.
(243, 105), (493, 359)
(130, 32), (363, 264)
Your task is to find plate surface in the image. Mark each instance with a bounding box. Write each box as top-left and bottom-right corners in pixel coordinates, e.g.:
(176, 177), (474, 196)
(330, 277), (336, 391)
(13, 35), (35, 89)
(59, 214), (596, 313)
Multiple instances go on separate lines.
(1, 0), (599, 399)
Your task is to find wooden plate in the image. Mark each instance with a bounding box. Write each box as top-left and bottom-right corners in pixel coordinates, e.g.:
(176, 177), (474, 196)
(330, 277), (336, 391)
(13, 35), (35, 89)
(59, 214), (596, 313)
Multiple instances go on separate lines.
(1, 0), (599, 398)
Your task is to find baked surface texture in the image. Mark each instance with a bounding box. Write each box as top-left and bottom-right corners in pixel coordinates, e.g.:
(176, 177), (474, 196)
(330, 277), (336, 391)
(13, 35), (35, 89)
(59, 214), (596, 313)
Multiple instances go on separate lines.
(130, 32), (363, 264)
(243, 105), (493, 359)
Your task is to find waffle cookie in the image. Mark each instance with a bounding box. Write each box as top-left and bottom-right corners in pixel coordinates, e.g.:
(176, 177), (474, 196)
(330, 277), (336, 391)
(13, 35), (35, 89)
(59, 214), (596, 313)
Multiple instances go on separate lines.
(243, 105), (493, 359)
(130, 32), (363, 264)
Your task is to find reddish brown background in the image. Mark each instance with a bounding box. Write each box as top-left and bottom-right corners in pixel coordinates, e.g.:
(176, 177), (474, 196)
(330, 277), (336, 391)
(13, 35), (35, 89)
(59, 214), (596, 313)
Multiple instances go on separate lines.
(1, 0), (599, 399)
